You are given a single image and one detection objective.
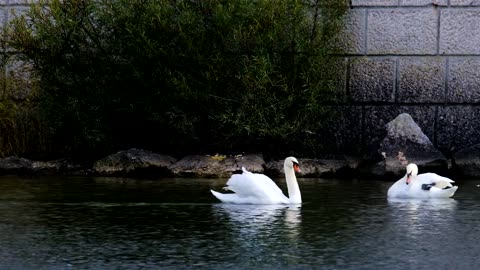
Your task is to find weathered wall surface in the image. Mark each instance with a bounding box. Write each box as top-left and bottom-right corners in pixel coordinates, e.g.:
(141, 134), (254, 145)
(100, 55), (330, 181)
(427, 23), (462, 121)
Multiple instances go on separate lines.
(330, 0), (480, 156)
(0, 1), (32, 101)
(2, 0), (480, 157)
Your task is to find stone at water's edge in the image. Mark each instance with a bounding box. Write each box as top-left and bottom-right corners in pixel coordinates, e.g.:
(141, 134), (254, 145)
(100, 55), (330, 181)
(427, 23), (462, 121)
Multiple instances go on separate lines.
(93, 148), (177, 176)
(452, 144), (480, 177)
(170, 154), (264, 178)
(0, 157), (33, 175)
(0, 139), (471, 179)
(375, 113), (447, 177)
(32, 160), (85, 175)
(0, 157), (84, 176)
(265, 158), (359, 178)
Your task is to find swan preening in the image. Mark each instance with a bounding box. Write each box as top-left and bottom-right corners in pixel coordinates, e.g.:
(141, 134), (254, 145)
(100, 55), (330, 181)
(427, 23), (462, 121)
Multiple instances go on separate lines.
(387, 163), (458, 199)
(210, 157), (302, 204)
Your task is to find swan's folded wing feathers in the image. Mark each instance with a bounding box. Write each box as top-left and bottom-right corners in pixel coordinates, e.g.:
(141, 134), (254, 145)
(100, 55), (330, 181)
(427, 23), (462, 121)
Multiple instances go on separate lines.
(224, 170), (288, 203)
(416, 173), (454, 189)
(428, 185), (458, 198)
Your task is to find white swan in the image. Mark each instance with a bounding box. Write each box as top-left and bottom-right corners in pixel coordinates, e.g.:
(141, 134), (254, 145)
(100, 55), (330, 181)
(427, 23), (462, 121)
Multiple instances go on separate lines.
(210, 157), (302, 204)
(387, 163), (458, 199)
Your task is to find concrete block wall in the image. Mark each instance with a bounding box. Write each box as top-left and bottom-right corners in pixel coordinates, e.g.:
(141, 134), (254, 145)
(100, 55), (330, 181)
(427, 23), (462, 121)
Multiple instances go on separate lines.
(0, 1), (34, 101)
(335, 0), (480, 155)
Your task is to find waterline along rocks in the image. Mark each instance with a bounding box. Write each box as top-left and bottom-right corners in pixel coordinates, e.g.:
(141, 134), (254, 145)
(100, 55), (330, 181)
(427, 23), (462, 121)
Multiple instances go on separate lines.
(170, 154), (265, 178)
(2, 112), (479, 179)
(92, 149), (177, 177)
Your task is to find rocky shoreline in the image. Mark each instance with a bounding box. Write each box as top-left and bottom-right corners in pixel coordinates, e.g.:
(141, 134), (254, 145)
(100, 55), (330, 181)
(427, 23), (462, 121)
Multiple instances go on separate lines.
(0, 150), (362, 179)
(1, 113), (479, 180)
(0, 148), (476, 180)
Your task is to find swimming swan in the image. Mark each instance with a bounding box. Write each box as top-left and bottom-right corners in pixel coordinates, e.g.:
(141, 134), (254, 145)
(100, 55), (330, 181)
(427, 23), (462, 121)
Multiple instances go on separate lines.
(210, 157), (302, 204)
(387, 163), (458, 199)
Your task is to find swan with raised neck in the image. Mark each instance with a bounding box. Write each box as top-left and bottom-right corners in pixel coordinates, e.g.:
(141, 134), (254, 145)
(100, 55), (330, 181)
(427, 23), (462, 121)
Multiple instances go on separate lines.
(284, 156), (302, 204)
(210, 156), (302, 204)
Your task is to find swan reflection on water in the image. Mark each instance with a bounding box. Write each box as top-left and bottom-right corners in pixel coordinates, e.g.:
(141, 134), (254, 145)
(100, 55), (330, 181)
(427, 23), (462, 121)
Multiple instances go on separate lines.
(387, 197), (458, 211)
(212, 204), (302, 240)
(387, 198), (458, 238)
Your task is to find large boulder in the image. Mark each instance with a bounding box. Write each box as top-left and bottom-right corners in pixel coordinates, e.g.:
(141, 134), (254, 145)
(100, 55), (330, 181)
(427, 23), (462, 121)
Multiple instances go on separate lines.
(452, 144), (480, 177)
(375, 113), (447, 177)
(170, 154), (264, 178)
(265, 158), (359, 178)
(93, 148), (177, 177)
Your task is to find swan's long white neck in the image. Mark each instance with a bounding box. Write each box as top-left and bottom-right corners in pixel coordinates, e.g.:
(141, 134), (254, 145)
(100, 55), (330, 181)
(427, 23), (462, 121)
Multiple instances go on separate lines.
(284, 165), (302, 204)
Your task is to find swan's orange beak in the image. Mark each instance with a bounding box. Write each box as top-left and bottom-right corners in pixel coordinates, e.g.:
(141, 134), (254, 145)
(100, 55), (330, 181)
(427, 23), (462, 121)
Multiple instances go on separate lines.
(406, 172), (412, 185)
(293, 164), (301, 173)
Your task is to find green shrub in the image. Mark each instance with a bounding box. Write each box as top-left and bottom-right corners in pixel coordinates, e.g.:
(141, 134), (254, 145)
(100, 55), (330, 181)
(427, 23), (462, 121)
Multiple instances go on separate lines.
(5, 0), (347, 159)
(0, 26), (47, 158)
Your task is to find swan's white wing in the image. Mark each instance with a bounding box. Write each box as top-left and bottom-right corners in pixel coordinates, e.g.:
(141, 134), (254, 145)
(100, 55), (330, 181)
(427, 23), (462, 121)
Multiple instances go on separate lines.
(411, 173), (458, 198)
(210, 190), (255, 204)
(428, 186), (458, 198)
(416, 173), (454, 188)
(211, 168), (289, 204)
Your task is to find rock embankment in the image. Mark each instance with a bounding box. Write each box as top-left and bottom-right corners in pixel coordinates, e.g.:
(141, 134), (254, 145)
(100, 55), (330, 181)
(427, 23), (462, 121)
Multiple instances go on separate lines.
(0, 113), (478, 179)
(93, 148), (177, 177)
(0, 157), (83, 176)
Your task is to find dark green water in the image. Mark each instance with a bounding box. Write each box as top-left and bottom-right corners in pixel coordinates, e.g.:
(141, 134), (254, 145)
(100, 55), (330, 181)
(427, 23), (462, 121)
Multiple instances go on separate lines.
(0, 177), (478, 269)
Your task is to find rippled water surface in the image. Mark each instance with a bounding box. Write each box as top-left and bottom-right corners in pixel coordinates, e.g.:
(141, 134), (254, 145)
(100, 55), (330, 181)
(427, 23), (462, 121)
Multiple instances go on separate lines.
(0, 177), (479, 269)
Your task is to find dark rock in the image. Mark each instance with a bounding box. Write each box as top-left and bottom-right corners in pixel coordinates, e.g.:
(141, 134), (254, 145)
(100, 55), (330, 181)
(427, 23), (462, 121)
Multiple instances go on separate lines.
(93, 148), (177, 177)
(170, 154), (264, 178)
(452, 144), (480, 177)
(265, 157), (359, 178)
(0, 157), (86, 176)
(375, 113), (447, 177)
(32, 160), (85, 175)
(0, 156), (34, 175)
(363, 106), (436, 155)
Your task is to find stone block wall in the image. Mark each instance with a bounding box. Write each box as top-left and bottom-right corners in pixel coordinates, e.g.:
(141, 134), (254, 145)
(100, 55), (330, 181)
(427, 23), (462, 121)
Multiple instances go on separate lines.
(2, 0), (480, 157)
(333, 0), (480, 156)
(0, 1), (33, 101)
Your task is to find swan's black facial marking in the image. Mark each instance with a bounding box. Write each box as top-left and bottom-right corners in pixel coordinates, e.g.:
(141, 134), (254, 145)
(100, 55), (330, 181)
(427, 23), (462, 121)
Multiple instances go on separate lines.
(406, 172), (412, 185)
(292, 161), (301, 173)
